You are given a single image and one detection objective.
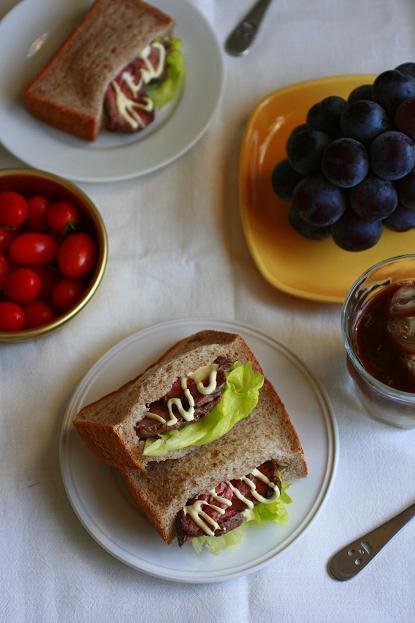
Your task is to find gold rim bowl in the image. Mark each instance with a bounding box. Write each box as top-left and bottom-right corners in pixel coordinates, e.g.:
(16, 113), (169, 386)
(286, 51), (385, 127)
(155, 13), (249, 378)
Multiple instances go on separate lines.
(0, 168), (108, 343)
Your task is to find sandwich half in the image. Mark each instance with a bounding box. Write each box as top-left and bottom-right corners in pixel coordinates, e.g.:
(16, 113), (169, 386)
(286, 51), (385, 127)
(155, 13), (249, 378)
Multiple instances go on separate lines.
(120, 378), (307, 549)
(24, 0), (184, 140)
(74, 330), (267, 470)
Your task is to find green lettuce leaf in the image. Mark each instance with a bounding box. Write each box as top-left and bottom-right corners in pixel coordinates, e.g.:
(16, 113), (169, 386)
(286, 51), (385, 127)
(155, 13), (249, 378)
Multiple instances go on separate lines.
(192, 522), (246, 555)
(143, 362), (264, 456)
(147, 37), (185, 109)
(192, 479), (292, 554)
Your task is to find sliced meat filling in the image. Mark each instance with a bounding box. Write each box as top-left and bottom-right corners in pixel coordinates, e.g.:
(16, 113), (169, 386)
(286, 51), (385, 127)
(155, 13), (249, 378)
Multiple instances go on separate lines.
(135, 356), (232, 440)
(104, 40), (170, 133)
(176, 460), (281, 546)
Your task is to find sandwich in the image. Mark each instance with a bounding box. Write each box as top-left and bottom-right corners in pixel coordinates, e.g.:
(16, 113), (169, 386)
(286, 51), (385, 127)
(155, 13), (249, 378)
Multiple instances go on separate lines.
(120, 378), (307, 551)
(23, 0), (185, 141)
(74, 330), (268, 470)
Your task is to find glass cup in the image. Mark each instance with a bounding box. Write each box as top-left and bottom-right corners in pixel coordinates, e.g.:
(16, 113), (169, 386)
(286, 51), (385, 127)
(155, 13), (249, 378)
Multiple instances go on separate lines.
(341, 254), (415, 429)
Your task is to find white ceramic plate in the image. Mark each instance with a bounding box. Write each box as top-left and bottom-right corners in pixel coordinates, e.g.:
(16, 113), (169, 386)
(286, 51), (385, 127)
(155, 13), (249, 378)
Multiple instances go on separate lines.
(59, 319), (338, 583)
(0, 0), (224, 182)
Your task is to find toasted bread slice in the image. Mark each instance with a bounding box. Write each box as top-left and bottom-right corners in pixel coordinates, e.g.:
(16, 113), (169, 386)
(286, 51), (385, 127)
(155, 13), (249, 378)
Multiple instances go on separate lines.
(120, 379), (308, 544)
(74, 330), (264, 470)
(24, 0), (174, 140)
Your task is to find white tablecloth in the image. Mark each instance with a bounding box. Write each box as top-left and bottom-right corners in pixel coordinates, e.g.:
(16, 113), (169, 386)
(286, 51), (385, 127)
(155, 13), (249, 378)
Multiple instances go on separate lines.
(1, 1), (415, 621)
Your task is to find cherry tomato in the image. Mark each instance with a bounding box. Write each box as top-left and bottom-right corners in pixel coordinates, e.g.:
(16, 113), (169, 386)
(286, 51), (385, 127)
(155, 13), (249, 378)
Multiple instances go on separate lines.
(27, 195), (50, 231)
(51, 279), (85, 312)
(9, 233), (58, 266)
(0, 229), (13, 252)
(0, 253), (9, 289)
(57, 232), (97, 279)
(25, 301), (55, 329)
(34, 266), (59, 300)
(0, 192), (28, 227)
(0, 301), (25, 331)
(47, 201), (79, 234)
(4, 268), (41, 304)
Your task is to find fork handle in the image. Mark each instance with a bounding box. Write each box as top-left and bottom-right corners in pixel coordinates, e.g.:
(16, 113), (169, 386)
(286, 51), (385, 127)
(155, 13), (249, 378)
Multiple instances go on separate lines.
(328, 503), (415, 581)
(225, 0), (272, 57)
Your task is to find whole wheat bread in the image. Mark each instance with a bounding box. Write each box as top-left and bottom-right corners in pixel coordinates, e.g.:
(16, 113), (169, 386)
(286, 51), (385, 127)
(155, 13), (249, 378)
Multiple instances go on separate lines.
(24, 0), (174, 140)
(74, 330), (264, 470)
(120, 378), (308, 543)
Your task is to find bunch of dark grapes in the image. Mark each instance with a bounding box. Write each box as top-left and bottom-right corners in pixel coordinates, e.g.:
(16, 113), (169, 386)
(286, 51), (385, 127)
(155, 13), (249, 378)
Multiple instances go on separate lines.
(271, 63), (415, 251)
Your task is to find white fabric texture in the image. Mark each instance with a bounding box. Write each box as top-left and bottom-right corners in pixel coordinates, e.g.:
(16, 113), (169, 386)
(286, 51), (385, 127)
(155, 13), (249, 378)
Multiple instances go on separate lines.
(1, 0), (415, 621)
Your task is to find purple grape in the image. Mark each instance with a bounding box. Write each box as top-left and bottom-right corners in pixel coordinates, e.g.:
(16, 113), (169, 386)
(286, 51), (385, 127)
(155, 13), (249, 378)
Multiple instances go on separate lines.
(331, 210), (382, 251)
(288, 205), (331, 240)
(395, 168), (415, 209)
(307, 96), (347, 137)
(322, 138), (369, 188)
(394, 97), (415, 140)
(287, 127), (331, 175)
(372, 70), (415, 114)
(287, 124), (310, 142)
(271, 160), (302, 200)
(348, 84), (373, 103)
(340, 100), (389, 144)
(383, 202), (415, 231)
(292, 175), (347, 227)
(370, 131), (415, 181)
(350, 175), (397, 221)
(395, 62), (415, 79)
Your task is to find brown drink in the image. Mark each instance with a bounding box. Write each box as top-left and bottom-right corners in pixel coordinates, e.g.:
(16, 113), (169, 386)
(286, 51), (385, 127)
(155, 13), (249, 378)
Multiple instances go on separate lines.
(353, 283), (415, 393)
(342, 256), (415, 429)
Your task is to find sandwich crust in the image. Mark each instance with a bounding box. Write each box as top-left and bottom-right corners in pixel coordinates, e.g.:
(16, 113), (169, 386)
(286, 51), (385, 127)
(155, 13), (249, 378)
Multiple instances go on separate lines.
(24, 0), (174, 140)
(120, 379), (308, 543)
(74, 330), (264, 470)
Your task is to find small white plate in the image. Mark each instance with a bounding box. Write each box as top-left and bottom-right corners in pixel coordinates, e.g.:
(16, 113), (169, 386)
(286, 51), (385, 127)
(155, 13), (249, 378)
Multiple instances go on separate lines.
(59, 319), (338, 583)
(0, 0), (224, 182)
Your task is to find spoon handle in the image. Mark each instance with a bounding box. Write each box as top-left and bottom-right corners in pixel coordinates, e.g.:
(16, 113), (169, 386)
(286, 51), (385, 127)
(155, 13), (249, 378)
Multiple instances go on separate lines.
(328, 503), (415, 581)
(225, 0), (272, 57)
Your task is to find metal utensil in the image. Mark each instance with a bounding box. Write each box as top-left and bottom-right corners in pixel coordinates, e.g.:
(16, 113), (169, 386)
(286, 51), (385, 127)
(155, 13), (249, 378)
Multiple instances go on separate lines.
(328, 502), (415, 581)
(225, 0), (272, 57)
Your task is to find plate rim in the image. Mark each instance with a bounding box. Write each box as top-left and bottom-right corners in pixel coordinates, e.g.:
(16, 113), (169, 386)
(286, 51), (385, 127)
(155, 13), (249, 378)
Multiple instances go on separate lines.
(0, 0), (225, 183)
(239, 74), (377, 305)
(59, 318), (338, 583)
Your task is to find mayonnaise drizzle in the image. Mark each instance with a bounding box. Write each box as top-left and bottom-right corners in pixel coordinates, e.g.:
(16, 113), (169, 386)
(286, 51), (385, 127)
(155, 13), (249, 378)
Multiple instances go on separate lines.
(189, 364), (219, 396)
(166, 383), (195, 425)
(121, 70), (143, 96)
(252, 468), (280, 492)
(208, 488), (233, 507)
(183, 499), (224, 536)
(143, 412), (165, 424)
(120, 42), (166, 97)
(139, 42), (166, 84)
(225, 480), (254, 509)
(182, 470), (281, 536)
(146, 364), (219, 427)
(111, 81), (153, 130)
(110, 41), (166, 129)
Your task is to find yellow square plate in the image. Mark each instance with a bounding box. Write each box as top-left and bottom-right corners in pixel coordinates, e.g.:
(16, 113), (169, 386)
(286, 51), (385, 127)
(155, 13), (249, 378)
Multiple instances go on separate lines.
(239, 75), (415, 304)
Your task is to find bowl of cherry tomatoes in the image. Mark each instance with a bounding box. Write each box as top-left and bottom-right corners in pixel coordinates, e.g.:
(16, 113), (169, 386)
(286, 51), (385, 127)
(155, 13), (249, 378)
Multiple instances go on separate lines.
(0, 168), (107, 342)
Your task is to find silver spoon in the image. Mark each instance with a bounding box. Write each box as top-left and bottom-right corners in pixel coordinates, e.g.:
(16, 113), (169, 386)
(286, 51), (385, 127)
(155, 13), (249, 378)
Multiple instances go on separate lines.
(225, 0), (272, 57)
(328, 502), (415, 581)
